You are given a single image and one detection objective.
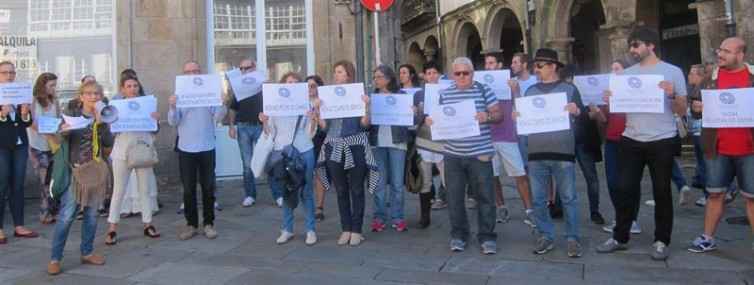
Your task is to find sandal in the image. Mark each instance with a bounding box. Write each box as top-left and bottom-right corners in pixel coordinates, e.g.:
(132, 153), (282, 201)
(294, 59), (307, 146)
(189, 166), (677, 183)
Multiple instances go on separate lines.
(105, 231), (117, 245)
(143, 225), (160, 238)
(315, 207), (324, 222)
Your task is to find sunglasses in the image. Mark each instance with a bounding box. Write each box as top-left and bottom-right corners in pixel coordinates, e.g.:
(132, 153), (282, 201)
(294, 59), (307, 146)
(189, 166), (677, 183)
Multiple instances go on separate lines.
(534, 62), (552, 69)
(240, 66), (256, 71)
(629, 41), (645, 48)
(453, 71), (471, 77)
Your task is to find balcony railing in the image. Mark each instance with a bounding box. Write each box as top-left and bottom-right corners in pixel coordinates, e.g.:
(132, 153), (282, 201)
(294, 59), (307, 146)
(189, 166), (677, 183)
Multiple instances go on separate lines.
(402, 0), (436, 25)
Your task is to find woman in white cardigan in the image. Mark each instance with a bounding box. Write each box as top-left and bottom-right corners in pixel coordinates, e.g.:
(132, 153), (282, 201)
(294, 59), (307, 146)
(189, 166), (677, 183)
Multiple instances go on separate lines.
(104, 73), (161, 244)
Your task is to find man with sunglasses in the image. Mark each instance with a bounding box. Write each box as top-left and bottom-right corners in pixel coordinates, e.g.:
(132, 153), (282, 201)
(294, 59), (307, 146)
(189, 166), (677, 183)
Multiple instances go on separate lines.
(596, 26), (688, 261)
(687, 37), (754, 253)
(425, 57), (502, 254)
(227, 59), (282, 208)
(512, 48), (587, 258)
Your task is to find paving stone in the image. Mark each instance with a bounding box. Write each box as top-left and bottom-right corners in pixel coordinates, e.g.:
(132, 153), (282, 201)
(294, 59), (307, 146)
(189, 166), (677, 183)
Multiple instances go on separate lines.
(10, 271), (135, 285)
(283, 245), (378, 265)
(148, 228), (254, 254)
(128, 261), (248, 285)
(441, 256), (584, 281)
(228, 269), (413, 285)
(362, 251), (449, 272)
(585, 263), (745, 284)
(0, 267), (32, 284)
(67, 248), (191, 279)
(375, 268), (488, 285)
(298, 262), (384, 279)
(232, 239), (304, 259)
(180, 252), (309, 273)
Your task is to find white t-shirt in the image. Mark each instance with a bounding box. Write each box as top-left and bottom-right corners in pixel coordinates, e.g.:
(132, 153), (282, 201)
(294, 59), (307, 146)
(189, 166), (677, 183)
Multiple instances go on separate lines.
(27, 101), (59, 151)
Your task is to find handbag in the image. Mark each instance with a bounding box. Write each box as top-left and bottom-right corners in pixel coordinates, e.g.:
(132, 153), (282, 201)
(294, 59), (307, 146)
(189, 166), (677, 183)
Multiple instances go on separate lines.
(674, 114), (688, 138)
(267, 116), (307, 193)
(404, 143), (423, 194)
(126, 137), (159, 168)
(48, 139), (71, 199)
(251, 131), (275, 179)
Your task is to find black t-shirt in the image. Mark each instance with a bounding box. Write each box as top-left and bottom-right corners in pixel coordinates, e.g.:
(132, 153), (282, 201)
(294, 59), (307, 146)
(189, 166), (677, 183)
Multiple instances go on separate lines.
(229, 91), (263, 124)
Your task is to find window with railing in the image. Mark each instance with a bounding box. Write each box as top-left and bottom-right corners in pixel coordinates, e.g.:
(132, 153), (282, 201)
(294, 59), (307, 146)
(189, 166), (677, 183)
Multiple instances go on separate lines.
(28, 0), (112, 36)
(213, 2), (256, 43)
(265, 3), (306, 46)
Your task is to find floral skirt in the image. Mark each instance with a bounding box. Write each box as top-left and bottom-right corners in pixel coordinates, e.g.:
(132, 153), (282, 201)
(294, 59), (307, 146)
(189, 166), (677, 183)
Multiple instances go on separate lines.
(29, 147), (59, 223)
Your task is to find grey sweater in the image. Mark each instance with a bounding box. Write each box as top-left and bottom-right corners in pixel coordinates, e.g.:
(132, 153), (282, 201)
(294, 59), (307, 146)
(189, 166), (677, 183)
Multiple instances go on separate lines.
(524, 81), (588, 162)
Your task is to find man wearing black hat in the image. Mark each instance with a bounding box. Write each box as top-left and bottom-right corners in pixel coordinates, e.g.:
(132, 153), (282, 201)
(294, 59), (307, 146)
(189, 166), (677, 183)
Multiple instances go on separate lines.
(512, 48), (587, 258)
(596, 26), (688, 261)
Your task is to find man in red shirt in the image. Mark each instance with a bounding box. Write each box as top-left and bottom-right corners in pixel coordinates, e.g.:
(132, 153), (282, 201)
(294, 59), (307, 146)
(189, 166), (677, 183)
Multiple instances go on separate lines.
(688, 37), (754, 253)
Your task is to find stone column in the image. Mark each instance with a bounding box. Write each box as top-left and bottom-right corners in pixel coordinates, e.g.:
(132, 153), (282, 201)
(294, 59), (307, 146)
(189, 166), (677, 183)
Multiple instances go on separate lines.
(424, 49), (436, 61)
(691, 0), (726, 59)
(546, 38), (575, 64)
(602, 23), (634, 64)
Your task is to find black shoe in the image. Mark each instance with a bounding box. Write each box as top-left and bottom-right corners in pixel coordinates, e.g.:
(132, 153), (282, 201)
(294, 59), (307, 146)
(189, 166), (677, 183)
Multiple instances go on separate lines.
(548, 202), (563, 219)
(591, 211), (605, 225)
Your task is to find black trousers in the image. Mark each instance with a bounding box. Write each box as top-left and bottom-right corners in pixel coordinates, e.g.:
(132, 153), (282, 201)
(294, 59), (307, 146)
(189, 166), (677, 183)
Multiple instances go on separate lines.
(613, 136), (678, 245)
(326, 144), (367, 234)
(179, 149), (216, 228)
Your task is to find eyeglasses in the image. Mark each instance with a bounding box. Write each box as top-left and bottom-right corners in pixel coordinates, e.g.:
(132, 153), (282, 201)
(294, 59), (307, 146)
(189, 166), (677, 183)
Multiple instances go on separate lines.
(629, 41), (645, 48)
(453, 71), (471, 77)
(240, 66), (256, 71)
(534, 62), (551, 69)
(81, 91), (102, 97)
(716, 48), (738, 56)
(0, 71), (17, 75)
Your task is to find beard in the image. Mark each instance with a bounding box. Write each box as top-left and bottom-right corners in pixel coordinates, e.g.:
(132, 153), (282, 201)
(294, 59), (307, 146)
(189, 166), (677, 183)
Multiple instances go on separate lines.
(631, 49), (650, 62)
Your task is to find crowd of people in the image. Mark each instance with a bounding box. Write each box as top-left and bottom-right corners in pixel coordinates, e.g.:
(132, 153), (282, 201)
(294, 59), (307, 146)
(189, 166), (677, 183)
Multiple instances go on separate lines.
(0, 26), (752, 276)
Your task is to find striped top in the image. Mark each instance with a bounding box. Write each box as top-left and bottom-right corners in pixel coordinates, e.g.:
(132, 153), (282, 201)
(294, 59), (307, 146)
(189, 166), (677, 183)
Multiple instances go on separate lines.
(439, 82), (496, 158)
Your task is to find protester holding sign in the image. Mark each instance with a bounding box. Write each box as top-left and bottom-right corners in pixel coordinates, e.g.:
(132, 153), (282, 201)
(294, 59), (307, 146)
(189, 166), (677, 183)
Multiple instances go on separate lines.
(0, 61), (38, 244)
(259, 71), (319, 245)
(105, 73), (162, 245)
(369, 65), (413, 233)
(168, 60), (227, 241)
(687, 37), (754, 254)
(312, 60), (378, 247)
(47, 80), (114, 275)
(27, 72), (62, 225)
(512, 49), (587, 258)
(399, 64), (421, 92)
(307, 75), (328, 222)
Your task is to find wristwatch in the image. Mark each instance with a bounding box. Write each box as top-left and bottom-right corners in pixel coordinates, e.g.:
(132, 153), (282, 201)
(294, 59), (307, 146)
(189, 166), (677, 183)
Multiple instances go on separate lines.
(668, 92), (678, 99)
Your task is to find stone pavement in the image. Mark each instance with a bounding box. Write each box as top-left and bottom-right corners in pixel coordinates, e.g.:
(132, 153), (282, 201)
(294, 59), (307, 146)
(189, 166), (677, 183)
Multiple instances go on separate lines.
(1, 155), (753, 284)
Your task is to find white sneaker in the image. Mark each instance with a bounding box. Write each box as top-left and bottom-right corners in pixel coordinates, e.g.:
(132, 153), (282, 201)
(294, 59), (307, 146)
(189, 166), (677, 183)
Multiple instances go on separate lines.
(644, 200), (655, 207)
(276, 198), (283, 208)
(602, 221), (616, 233)
(630, 221), (642, 234)
(306, 231), (317, 245)
(242, 197), (255, 207)
(276, 230), (293, 244)
(679, 186), (692, 206)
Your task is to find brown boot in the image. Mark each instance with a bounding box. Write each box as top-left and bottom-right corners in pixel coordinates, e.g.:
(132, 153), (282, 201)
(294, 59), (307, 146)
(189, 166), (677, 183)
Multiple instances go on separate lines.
(416, 192), (432, 229)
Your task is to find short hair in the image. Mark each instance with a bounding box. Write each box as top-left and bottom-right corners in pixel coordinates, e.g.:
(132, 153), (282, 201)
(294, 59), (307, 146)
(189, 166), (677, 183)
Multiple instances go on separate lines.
(627, 26), (660, 53)
(485, 52), (505, 64)
(452, 57), (474, 70)
(121, 69), (137, 78)
(613, 59), (631, 69)
(690, 64), (707, 76)
(558, 64), (578, 81)
(423, 60), (442, 74)
(77, 81), (104, 99)
(513, 53), (531, 65)
(33, 72), (58, 108)
(306, 75), (324, 86)
(0, 61), (14, 69)
(333, 60), (356, 84)
(183, 60), (202, 73)
(398, 63), (421, 88)
(703, 50), (717, 65)
(279, 71), (303, 83)
(373, 65), (400, 93)
(81, 75), (96, 83)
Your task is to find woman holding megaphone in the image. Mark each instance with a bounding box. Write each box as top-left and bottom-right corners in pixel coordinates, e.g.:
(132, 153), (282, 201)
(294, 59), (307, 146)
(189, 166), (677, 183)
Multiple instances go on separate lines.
(104, 73), (162, 245)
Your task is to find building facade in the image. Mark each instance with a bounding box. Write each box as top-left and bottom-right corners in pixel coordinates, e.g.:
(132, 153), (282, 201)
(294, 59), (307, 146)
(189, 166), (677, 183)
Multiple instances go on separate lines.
(403, 0), (754, 75)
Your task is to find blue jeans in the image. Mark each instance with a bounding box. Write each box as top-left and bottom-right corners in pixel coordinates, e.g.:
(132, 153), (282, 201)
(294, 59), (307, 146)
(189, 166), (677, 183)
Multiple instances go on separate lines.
(529, 160), (579, 242)
(237, 123), (281, 200)
(50, 186), (99, 262)
(372, 147), (406, 223)
(705, 153), (754, 197)
(575, 142), (600, 213)
(0, 146), (28, 229)
(279, 149), (316, 233)
(671, 160), (688, 192)
(604, 140), (639, 221)
(444, 155), (496, 243)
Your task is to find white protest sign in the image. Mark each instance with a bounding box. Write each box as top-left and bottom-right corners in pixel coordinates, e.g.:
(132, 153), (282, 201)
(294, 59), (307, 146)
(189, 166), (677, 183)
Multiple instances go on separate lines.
(36, 115), (62, 134)
(430, 100), (480, 140)
(574, 74), (610, 106)
(402, 88), (422, 95)
(475, 70), (511, 100)
(609, 75), (664, 113)
(317, 83), (366, 119)
(61, 114), (93, 132)
(175, 74), (222, 108)
(515, 92), (570, 135)
(109, 96), (158, 133)
(701, 88), (754, 128)
(0, 83), (32, 105)
(370, 93), (414, 126)
(227, 69), (265, 101)
(262, 83), (309, 116)
(438, 79), (455, 85)
(423, 83), (451, 114)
